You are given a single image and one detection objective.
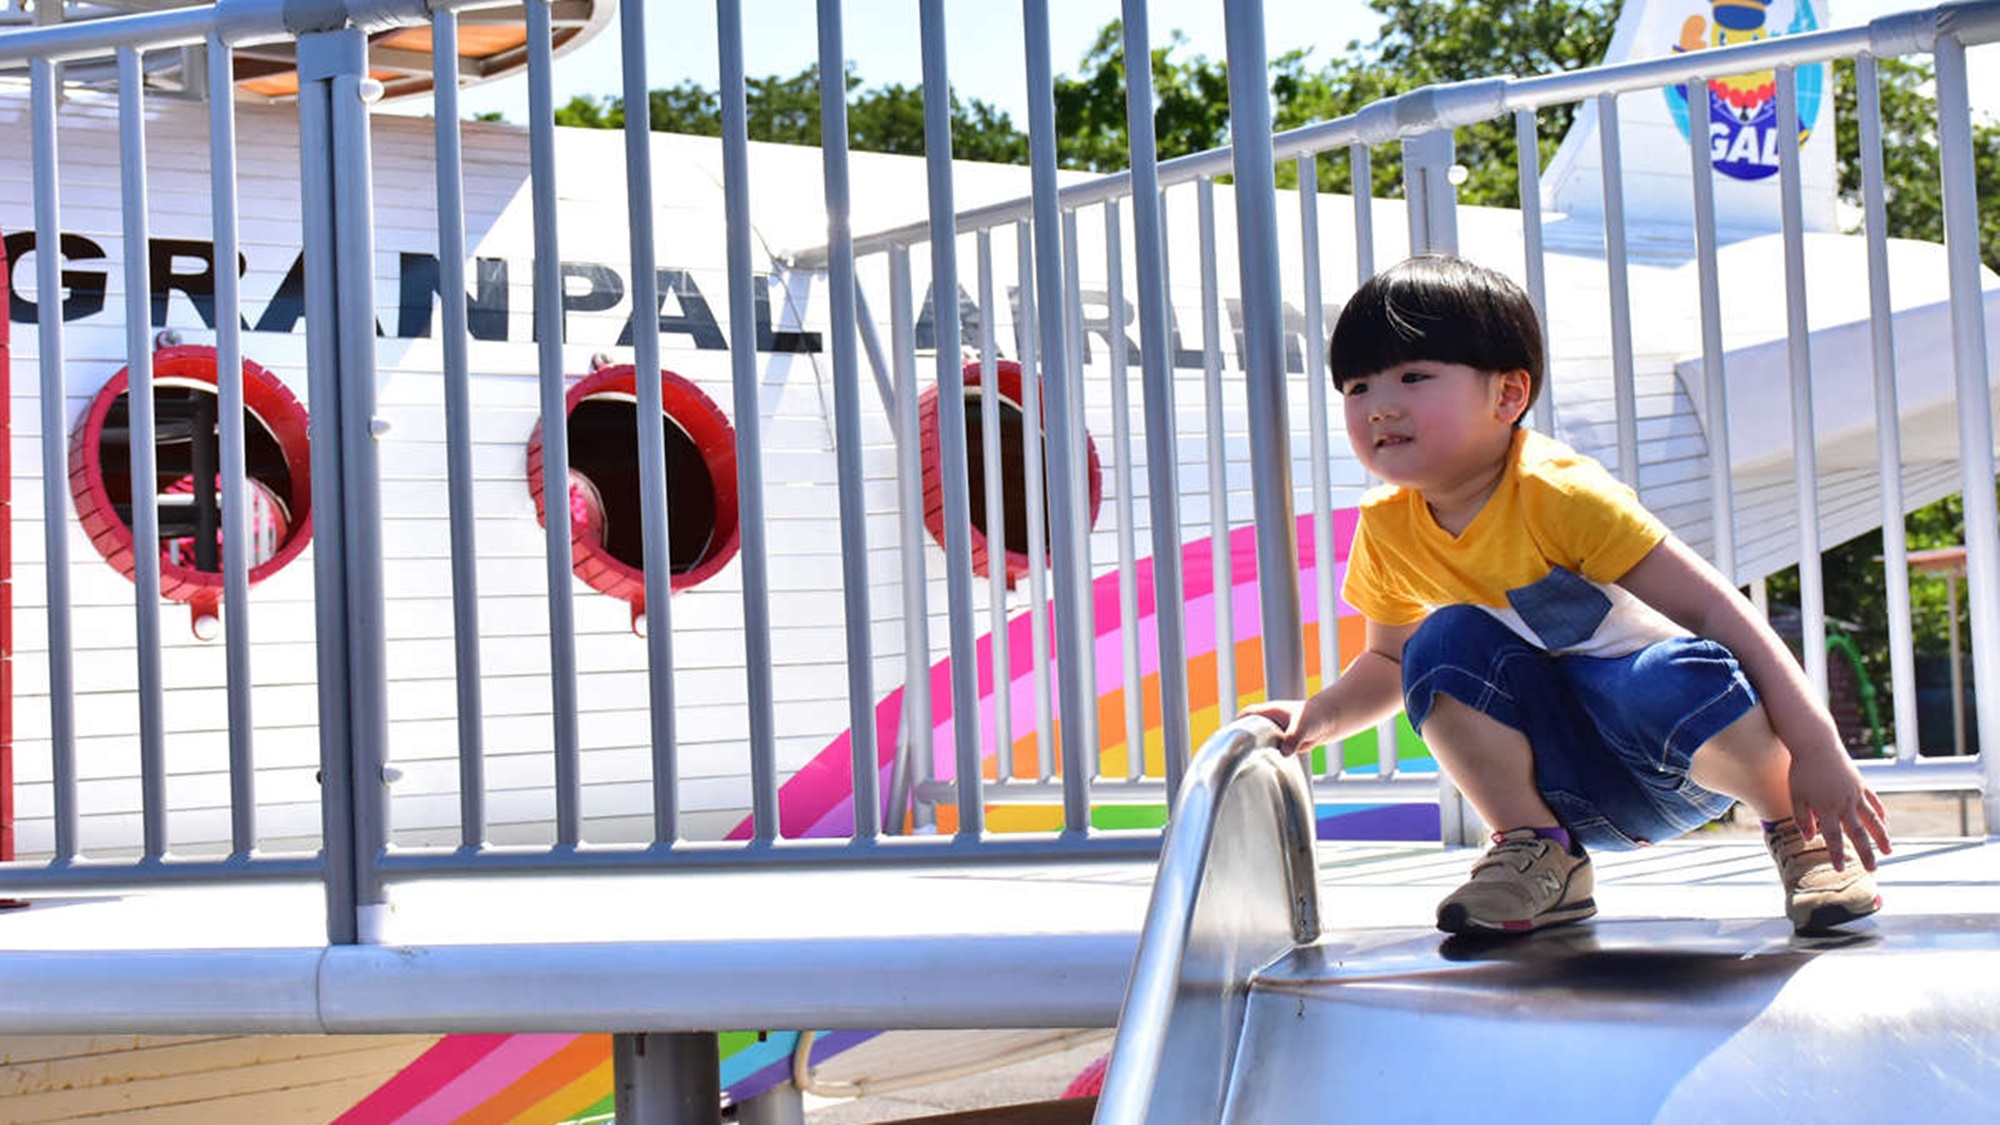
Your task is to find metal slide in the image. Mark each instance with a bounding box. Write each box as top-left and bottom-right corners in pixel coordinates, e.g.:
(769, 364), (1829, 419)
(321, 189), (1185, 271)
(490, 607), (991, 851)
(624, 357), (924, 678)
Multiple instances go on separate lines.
(1096, 718), (2000, 1123)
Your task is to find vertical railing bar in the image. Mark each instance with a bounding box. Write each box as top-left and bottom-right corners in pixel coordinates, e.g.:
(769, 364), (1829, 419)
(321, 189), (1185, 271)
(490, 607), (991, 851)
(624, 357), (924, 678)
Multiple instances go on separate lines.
(525, 1), (582, 846)
(430, 10), (489, 848)
(31, 58), (80, 862)
(1931, 35), (1999, 832)
(1350, 144), (1374, 280)
(1299, 154), (1336, 781)
(297, 30), (359, 944)
(1105, 200), (1145, 783)
(888, 246), (936, 825)
(1596, 92), (1639, 484)
(975, 230), (1012, 792)
(117, 47), (169, 860)
(621, 0), (679, 843)
(1685, 75), (1734, 584)
(327, 33), (392, 933)
(1059, 207), (1100, 781)
(1196, 178), (1236, 718)
(1514, 108), (1554, 434)
(1223, 0), (1304, 707)
(1119, 0), (1190, 800)
(1355, 146), (1393, 777)
(1015, 224), (1056, 782)
(1776, 65), (1827, 699)
(717, 0), (783, 842)
(207, 33), (256, 855)
(1857, 55), (1917, 765)
(1023, 0), (1092, 834)
(818, 0), (880, 836)
(916, 0), (985, 838)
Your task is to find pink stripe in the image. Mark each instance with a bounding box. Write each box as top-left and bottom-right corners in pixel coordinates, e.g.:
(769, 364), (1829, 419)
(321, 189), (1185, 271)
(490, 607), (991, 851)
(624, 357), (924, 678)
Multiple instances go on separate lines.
(387, 1033), (579, 1125)
(333, 1036), (510, 1125)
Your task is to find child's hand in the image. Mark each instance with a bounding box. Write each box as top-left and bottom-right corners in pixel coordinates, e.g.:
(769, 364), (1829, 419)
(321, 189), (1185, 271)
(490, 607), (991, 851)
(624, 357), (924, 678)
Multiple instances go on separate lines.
(1788, 754), (1892, 872)
(1237, 699), (1307, 755)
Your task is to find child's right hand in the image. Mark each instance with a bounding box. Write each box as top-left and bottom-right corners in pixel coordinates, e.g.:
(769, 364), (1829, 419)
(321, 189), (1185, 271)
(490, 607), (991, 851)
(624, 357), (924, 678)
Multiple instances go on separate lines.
(1237, 699), (1308, 755)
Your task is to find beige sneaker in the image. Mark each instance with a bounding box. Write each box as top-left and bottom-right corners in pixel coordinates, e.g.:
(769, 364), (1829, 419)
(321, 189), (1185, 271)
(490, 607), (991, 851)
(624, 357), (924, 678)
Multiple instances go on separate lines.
(1764, 818), (1882, 933)
(1436, 828), (1596, 934)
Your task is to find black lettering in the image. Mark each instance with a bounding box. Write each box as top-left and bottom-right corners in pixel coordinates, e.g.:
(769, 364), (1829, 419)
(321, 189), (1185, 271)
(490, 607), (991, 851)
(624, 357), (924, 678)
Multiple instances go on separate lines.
(618, 269), (726, 349)
(1079, 288), (1141, 366)
(252, 252), (307, 334)
(150, 237), (220, 328)
(755, 273), (822, 353)
(1225, 297), (1312, 373)
(914, 281), (980, 353)
(1170, 304), (1205, 369)
(397, 252), (509, 340)
(5, 231), (110, 323)
(535, 261), (622, 343)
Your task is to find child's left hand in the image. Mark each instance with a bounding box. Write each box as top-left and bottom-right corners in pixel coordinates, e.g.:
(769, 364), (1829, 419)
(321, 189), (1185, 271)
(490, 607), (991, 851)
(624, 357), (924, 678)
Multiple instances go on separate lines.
(1788, 753), (1891, 872)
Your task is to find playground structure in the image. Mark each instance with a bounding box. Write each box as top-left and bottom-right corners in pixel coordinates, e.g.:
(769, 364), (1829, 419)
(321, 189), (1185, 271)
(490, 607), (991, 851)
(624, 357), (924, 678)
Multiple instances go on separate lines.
(0, 0), (1995, 1120)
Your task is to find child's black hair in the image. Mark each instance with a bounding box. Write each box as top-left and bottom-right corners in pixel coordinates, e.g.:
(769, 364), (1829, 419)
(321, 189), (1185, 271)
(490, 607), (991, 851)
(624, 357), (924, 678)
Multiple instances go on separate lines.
(1328, 254), (1544, 422)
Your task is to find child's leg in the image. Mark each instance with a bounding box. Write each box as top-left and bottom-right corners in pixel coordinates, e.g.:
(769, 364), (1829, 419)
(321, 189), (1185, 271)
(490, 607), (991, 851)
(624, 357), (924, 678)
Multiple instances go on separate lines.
(1686, 704), (1792, 821)
(1420, 694), (1563, 831)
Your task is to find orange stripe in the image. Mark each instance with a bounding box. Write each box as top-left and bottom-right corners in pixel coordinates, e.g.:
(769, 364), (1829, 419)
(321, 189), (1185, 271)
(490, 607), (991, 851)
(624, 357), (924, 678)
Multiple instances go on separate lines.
(502, 1057), (615, 1125)
(454, 1034), (609, 1125)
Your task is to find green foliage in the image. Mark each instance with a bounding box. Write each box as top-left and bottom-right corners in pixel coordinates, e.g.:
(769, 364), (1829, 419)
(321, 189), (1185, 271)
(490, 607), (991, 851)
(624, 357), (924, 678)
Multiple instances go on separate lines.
(1051, 22), (1232, 171)
(1270, 0), (1618, 203)
(549, 64), (1027, 164)
(1832, 56), (2000, 272)
(1762, 495), (1973, 750)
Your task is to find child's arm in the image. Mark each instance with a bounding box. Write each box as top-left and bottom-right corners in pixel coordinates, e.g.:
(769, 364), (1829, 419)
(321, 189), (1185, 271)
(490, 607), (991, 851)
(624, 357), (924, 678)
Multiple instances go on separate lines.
(1618, 535), (1892, 870)
(1240, 618), (1416, 757)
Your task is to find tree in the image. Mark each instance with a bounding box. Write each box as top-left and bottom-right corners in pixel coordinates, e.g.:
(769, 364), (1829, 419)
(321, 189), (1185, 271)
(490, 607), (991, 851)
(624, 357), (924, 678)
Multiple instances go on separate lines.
(1270, 0), (1618, 202)
(1832, 56), (2000, 273)
(548, 64), (1029, 164)
(1051, 23), (1231, 172)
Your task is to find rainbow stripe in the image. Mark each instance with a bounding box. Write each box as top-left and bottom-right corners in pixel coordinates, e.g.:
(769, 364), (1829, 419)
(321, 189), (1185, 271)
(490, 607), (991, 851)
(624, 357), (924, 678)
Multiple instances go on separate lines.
(731, 510), (1436, 839)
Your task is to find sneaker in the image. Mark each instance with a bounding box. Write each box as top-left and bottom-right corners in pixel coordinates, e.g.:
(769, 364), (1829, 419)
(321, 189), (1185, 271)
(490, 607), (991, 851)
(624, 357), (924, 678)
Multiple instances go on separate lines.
(1436, 828), (1596, 934)
(1764, 818), (1882, 933)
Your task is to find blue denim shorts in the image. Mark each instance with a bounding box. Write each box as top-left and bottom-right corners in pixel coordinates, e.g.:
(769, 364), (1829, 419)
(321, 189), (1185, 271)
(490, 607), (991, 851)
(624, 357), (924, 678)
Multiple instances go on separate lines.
(1400, 605), (1755, 852)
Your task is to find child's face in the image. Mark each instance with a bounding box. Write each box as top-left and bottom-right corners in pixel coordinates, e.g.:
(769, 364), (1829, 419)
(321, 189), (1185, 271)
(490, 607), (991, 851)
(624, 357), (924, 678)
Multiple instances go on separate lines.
(1341, 360), (1527, 492)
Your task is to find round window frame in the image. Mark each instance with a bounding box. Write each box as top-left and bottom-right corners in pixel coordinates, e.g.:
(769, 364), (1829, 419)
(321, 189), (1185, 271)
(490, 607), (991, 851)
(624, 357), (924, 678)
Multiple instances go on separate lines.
(919, 358), (1103, 584)
(68, 345), (314, 604)
(525, 364), (741, 606)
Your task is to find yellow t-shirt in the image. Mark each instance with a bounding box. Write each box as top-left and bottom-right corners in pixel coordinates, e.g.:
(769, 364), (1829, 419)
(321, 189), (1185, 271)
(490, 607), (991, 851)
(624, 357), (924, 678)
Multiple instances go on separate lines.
(1342, 429), (1682, 657)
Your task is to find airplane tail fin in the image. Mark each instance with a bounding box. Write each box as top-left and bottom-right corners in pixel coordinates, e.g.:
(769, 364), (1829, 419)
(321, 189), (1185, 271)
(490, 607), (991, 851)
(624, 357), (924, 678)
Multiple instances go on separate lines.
(1540, 0), (1840, 233)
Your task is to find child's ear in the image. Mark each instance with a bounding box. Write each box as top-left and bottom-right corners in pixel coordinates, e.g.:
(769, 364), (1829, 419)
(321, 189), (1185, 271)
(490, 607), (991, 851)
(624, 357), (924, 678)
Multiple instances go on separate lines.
(1494, 368), (1531, 425)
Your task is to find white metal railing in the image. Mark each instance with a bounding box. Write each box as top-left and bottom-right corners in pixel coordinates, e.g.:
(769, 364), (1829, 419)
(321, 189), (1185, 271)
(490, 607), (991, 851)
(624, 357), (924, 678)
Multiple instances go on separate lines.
(0, 0), (1993, 951)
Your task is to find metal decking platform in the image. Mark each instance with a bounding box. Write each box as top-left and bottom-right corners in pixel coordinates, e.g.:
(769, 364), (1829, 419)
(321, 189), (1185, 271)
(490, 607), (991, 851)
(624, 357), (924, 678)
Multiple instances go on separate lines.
(0, 835), (1990, 1037)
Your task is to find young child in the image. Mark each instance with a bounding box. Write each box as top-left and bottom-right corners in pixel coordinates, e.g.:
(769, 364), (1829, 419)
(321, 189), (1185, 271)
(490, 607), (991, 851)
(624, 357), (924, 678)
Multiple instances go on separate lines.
(1245, 254), (1891, 935)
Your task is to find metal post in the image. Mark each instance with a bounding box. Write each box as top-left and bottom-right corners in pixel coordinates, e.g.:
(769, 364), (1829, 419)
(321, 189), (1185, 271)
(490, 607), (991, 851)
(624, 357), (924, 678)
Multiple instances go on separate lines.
(1931, 34), (1999, 834)
(717, 0), (783, 840)
(1223, 0), (1304, 703)
(736, 1083), (806, 1125)
(1400, 130), (1459, 256)
(918, 0), (986, 836)
(1119, 0), (1191, 799)
(817, 0), (880, 837)
(612, 1032), (720, 1124)
(1596, 93), (1639, 484)
(297, 28), (387, 942)
(1023, 0), (1092, 834)
(1777, 66), (1828, 700)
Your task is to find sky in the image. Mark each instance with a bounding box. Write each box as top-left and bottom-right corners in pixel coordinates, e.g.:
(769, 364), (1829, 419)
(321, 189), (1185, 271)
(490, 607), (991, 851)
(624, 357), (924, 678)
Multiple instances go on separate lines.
(415, 0), (2000, 127)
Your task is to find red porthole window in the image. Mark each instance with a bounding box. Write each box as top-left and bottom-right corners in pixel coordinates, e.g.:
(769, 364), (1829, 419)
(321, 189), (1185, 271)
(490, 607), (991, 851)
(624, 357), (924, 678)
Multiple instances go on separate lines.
(919, 358), (1103, 586)
(526, 364), (740, 616)
(68, 345), (313, 618)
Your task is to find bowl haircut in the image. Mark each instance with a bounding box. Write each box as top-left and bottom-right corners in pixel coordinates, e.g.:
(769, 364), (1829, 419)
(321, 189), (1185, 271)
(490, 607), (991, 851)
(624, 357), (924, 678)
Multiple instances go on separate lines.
(1328, 254), (1545, 421)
